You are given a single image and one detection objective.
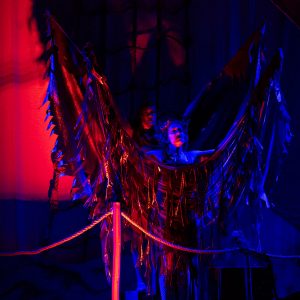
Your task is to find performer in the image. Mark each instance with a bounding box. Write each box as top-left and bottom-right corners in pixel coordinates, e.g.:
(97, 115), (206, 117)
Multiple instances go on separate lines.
(146, 118), (214, 300)
(132, 102), (160, 151)
(127, 102), (161, 296)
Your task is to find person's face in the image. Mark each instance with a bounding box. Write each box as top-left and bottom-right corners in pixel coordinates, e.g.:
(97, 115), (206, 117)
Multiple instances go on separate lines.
(141, 106), (156, 130)
(168, 122), (186, 148)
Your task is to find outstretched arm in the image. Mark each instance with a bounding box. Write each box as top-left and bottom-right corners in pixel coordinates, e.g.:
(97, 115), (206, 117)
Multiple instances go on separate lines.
(190, 149), (215, 163)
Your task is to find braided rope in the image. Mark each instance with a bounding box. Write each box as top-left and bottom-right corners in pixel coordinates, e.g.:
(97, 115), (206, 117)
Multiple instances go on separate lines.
(0, 211), (112, 256)
(122, 213), (300, 259)
(1, 210), (299, 259)
(121, 212), (239, 254)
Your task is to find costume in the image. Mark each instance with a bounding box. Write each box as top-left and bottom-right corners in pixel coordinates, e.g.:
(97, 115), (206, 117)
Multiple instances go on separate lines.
(44, 16), (291, 299)
(151, 158), (203, 299)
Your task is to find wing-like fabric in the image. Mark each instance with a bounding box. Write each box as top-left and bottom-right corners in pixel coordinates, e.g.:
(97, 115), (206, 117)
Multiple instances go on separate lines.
(44, 16), (291, 293)
(184, 26), (265, 150)
(183, 25), (291, 214)
(44, 15), (133, 212)
(202, 49), (290, 224)
(44, 16), (88, 207)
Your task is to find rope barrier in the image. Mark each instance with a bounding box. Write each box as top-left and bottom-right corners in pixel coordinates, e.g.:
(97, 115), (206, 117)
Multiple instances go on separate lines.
(121, 212), (300, 259)
(1, 209), (299, 259)
(0, 211), (112, 256)
(121, 212), (240, 254)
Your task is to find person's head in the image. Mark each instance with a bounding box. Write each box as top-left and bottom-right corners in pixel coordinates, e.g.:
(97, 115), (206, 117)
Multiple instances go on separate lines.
(140, 104), (157, 130)
(161, 119), (188, 148)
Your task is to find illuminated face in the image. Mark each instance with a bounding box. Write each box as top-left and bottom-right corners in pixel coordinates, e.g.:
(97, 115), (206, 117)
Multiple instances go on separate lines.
(167, 122), (186, 148)
(141, 106), (156, 130)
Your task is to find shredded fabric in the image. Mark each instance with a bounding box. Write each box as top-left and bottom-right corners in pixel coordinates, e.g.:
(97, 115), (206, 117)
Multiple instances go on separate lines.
(43, 15), (291, 296)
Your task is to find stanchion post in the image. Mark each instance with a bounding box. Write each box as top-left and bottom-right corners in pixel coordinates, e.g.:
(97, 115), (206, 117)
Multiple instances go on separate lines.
(112, 202), (121, 300)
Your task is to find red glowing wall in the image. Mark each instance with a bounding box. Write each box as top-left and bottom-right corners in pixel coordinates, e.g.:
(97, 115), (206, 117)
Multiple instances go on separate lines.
(0, 0), (68, 200)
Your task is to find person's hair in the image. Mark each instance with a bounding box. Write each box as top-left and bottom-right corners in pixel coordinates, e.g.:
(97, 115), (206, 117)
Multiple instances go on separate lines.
(159, 118), (189, 147)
